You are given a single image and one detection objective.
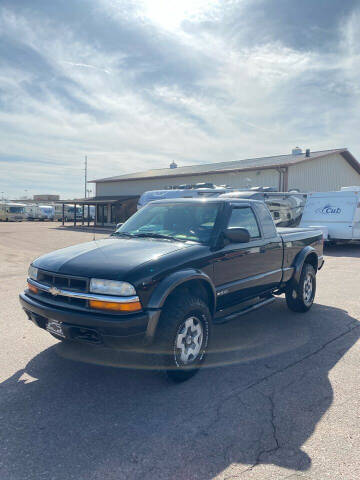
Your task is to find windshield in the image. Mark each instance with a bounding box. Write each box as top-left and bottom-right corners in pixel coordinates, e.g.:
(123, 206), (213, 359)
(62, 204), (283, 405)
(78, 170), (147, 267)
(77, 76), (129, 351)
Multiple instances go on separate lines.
(116, 203), (220, 244)
(9, 206), (24, 213)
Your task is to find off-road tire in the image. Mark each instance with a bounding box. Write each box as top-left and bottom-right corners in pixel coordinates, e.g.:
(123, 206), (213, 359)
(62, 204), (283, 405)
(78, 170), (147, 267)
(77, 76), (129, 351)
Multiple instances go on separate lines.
(155, 294), (212, 383)
(286, 263), (316, 313)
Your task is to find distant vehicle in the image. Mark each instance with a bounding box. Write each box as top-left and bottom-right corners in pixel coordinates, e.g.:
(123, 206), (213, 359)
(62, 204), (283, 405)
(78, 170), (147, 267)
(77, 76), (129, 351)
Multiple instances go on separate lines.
(24, 204), (45, 221)
(54, 204), (83, 222)
(137, 185), (233, 209)
(299, 187), (360, 243)
(38, 205), (55, 221)
(220, 191), (307, 227)
(0, 202), (27, 221)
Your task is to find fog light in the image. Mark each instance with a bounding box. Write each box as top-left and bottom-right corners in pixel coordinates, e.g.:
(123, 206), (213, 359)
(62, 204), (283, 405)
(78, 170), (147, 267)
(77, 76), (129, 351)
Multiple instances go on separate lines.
(28, 282), (38, 294)
(89, 300), (142, 312)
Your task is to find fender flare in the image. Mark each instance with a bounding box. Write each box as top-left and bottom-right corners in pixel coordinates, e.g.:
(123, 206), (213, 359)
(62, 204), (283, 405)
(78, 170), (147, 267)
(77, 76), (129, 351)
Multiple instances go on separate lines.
(145, 269), (216, 344)
(147, 269), (216, 312)
(291, 246), (318, 285)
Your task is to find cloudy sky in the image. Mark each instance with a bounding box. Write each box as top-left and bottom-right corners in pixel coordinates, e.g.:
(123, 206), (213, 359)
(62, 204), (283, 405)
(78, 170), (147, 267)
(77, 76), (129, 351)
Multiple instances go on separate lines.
(0, 0), (359, 199)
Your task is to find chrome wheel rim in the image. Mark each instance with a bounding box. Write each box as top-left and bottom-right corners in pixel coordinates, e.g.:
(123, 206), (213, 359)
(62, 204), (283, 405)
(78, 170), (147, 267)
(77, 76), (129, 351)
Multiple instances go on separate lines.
(175, 316), (204, 366)
(303, 273), (314, 306)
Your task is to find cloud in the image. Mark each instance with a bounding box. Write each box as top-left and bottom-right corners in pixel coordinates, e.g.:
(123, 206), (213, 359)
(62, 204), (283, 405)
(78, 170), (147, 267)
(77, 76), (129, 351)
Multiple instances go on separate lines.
(0, 0), (359, 199)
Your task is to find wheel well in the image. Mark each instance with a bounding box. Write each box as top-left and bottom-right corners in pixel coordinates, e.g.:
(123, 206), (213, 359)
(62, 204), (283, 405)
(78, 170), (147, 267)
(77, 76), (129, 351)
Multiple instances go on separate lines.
(304, 252), (318, 272)
(163, 279), (215, 315)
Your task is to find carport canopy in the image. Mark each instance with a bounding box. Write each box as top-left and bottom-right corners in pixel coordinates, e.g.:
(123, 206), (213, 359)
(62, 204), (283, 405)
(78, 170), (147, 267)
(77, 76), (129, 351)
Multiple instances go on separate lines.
(56, 195), (138, 226)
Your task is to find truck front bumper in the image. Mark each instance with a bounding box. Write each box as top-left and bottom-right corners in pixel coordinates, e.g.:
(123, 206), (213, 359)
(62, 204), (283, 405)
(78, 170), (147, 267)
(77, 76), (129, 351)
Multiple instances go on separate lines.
(19, 292), (161, 350)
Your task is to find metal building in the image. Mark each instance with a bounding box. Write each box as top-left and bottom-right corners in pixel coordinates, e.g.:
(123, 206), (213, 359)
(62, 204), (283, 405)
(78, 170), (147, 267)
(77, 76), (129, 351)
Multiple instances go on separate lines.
(65, 148), (360, 226)
(93, 148), (360, 196)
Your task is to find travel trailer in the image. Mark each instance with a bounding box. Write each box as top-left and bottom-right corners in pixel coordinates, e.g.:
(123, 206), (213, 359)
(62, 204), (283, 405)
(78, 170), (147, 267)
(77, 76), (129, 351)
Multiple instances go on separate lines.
(54, 204), (83, 221)
(137, 185), (233, 210)
(299, 187), (360, 242)
(220, 191), (307, 227)
(0, 203), (27, 221)
(54, 204), (94, 222)
(25, 204), (43, 221)
(38, 205), (54, 220)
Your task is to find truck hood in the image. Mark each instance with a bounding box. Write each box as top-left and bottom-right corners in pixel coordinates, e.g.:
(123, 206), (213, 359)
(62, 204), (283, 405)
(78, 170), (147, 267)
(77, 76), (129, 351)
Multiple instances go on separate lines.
(32, 237), (191, 280)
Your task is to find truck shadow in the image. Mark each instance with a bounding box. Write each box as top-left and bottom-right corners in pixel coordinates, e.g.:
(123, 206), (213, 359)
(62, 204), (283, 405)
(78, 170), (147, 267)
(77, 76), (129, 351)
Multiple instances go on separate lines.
(1, 301), (359, 480)
(324, 243), (360, 257)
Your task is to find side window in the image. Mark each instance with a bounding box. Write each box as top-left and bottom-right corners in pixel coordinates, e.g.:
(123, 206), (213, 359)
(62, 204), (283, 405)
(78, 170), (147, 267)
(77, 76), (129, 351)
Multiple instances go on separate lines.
(254, 203), (277, 238)
(228, 207), (260, 239)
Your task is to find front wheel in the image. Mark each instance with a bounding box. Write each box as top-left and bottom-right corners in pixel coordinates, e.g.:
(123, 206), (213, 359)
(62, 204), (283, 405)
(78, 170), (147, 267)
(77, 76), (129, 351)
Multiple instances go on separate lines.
(286, 263), (316, 313)
(155, 294), (211, 382)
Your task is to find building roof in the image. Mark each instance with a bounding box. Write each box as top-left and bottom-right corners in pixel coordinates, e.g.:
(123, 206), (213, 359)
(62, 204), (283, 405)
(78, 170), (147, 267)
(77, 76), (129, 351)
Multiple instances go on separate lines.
(56, 195), (138, 205)
(91, 148), (360, 184)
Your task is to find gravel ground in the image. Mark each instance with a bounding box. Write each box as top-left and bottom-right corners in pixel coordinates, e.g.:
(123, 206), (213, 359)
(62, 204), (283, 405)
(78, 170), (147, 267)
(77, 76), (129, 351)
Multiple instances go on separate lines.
(0, 221), (359, 480)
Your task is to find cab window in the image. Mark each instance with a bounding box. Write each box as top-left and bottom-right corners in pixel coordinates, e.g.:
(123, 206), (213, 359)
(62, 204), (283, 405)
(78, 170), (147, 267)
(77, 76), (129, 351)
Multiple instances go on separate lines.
(228, 207), (260, 239)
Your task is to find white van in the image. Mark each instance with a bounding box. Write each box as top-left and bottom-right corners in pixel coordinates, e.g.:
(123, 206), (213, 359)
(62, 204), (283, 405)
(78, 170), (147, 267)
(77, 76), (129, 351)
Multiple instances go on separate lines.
(137, 186), (233, 209)
(300, 187), (360, 242)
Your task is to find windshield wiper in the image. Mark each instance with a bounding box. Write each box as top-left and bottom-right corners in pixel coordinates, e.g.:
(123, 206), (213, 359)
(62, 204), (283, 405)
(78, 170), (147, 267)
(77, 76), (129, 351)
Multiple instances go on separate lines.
(110, 232), (134, 238)
(131, 232), (185, 242)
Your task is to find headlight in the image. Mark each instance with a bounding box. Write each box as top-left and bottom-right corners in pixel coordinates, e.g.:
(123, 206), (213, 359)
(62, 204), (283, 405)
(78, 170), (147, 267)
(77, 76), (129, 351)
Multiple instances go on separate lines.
(89, 279), (136, 296)
(28, 265), (38, 280)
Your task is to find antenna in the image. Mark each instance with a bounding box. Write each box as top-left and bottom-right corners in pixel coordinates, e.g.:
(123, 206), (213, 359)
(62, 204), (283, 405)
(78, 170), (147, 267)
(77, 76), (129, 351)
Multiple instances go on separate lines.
(84, 155), (95, 242)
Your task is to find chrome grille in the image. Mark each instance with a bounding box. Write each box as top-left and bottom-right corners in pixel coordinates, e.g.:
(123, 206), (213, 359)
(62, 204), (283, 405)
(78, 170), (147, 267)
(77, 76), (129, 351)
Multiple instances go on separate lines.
(37, 270), (88, 292)
(34, 270), (89, 309)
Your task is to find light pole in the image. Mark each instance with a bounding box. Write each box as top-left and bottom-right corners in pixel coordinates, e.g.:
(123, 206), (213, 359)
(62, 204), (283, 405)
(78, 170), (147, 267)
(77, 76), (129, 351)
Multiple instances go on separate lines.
(84, 156), (88, 198)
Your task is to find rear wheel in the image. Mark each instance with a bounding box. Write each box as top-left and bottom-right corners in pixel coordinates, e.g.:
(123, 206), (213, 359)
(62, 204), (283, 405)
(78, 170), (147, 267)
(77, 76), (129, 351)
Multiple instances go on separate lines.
(286, 263), (316, 313)
(155, 294), (211, 382)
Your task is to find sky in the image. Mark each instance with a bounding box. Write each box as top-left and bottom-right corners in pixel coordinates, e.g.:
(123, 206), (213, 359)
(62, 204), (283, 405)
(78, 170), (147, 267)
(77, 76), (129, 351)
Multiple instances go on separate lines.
(0, 0), (360, 199)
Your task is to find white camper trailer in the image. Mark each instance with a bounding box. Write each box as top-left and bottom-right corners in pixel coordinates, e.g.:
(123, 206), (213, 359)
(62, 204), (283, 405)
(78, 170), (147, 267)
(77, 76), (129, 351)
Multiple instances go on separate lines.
(137, 185), (233, 210)
(24, 204), (43, 221)
(300, 187), (360, 242)
(38, 205), (54, 220)
(54, 204), (83, 221)
(220, 191), (307, 227)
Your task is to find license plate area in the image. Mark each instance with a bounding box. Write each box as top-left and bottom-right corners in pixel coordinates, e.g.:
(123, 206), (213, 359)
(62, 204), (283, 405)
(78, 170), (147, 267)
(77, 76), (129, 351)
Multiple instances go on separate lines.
(46, 319), (65, 338)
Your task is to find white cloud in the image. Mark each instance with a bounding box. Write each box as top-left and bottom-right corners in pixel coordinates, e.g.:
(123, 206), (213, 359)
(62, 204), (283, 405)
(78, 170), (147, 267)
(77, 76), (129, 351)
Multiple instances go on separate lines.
(0, 1), (359, 199)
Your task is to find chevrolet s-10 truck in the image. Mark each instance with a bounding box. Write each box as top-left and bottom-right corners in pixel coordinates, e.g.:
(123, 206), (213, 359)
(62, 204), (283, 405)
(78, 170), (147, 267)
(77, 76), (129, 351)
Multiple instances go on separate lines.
(20, 198), (324, 381)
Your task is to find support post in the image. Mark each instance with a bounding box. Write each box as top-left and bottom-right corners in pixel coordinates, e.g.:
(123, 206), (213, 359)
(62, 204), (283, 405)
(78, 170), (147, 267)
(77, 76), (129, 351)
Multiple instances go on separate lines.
(62, 203), (65, 226)
(88, 205), (90, 227)
(102, 205), (105, 226)
(74, 204), (77, 227)
(82, 204), (84, 225)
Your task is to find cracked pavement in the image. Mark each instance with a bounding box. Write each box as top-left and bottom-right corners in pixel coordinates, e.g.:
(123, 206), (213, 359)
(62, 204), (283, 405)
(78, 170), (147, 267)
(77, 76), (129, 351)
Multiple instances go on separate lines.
(1, 222), (360, 480)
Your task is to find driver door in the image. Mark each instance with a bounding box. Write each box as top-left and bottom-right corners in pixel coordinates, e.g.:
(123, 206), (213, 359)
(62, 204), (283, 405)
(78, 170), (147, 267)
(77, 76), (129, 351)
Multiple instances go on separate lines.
(214, 205), (272, 309)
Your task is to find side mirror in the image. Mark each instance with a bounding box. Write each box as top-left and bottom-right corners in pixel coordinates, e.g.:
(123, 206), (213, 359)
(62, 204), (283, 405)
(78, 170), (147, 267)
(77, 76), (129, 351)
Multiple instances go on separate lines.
(116, 223), (123, 230)
(225, 227), (250, 243)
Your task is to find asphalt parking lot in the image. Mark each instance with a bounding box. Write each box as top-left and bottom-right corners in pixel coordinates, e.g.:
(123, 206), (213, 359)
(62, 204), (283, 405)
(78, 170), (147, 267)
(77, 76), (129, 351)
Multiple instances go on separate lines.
(1, 221), (360, 480)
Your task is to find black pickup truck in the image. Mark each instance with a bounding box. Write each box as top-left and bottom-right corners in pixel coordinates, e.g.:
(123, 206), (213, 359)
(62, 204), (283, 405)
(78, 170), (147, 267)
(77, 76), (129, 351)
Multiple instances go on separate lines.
(20, 198), (324, 381)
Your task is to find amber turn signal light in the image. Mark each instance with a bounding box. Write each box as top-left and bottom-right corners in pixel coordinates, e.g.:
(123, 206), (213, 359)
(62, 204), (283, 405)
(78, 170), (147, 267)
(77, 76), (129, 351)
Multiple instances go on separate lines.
(28, 282), (38, 294)
(89, 300), (142, 312)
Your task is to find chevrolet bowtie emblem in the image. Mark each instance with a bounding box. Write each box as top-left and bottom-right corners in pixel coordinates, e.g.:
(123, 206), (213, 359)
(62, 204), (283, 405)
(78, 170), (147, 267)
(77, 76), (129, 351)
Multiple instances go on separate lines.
(49, 286), (60, 296)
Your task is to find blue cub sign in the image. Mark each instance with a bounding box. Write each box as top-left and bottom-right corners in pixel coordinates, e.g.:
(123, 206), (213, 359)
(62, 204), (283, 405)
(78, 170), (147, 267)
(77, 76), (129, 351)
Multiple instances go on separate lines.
(316, 204), (342, 215)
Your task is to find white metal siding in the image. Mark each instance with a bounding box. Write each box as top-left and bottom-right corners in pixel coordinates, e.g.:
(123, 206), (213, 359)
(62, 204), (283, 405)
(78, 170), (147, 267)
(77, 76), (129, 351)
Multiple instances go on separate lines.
(96, 169), (280, 196)
(288, 153), (360, 192)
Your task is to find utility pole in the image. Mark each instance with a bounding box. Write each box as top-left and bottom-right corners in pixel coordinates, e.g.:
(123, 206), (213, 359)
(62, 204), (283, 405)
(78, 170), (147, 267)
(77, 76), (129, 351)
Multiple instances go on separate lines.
(84, 156), (88, 198)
